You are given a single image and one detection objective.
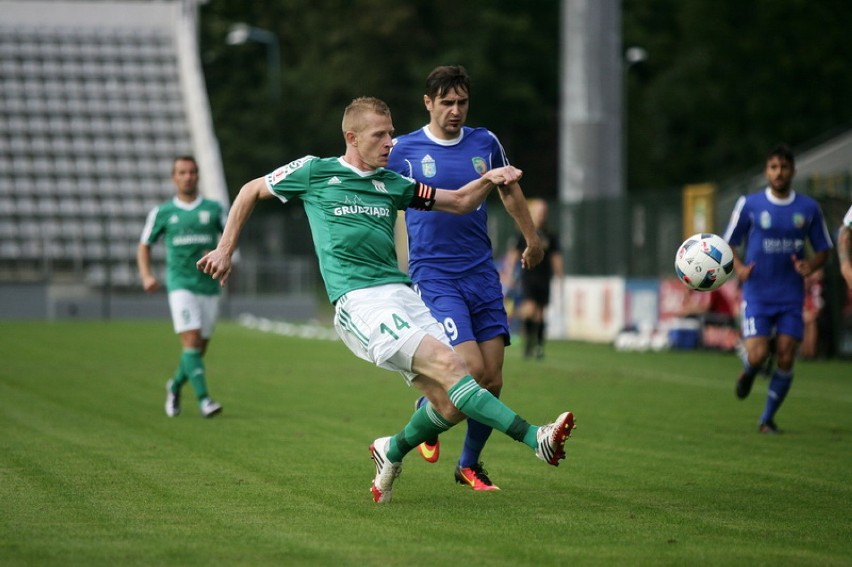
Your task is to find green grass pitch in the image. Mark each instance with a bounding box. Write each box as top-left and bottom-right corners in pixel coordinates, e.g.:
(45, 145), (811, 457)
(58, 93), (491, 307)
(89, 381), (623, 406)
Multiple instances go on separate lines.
(1, 320), (850, 566)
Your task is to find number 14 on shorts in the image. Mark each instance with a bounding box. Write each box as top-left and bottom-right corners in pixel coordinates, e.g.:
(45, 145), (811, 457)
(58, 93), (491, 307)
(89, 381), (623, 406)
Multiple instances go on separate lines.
(380, 313), (411, 340)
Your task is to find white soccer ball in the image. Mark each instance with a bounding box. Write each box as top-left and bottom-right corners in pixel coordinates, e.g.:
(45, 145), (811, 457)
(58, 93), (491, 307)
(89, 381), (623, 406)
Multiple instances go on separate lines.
(674, 233), (734, 291)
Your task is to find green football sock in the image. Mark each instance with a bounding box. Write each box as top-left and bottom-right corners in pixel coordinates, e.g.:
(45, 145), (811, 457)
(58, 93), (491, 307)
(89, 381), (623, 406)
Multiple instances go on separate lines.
(448, 375), (536, 449)
(181, 348), (209, 401)
(171, 363), (187, 390)
(387, 403), (452, 463)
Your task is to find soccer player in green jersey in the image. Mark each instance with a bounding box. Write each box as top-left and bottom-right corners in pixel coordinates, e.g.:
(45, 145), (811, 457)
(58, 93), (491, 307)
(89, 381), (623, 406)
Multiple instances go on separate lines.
(138, 155), (226, 418)
(197, 97), (575, 503)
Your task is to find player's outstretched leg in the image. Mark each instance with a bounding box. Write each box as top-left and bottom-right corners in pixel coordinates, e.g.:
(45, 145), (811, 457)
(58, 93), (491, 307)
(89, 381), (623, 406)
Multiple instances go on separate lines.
(371, 376), (576, 502)
(447, 376), (576, 465)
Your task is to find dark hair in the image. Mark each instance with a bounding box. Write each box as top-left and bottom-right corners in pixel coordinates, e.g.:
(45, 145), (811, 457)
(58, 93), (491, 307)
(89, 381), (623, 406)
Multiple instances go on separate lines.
(425, 65), (471, 99)
(767, 144), (795, 167)
(172, 155), (198, 174)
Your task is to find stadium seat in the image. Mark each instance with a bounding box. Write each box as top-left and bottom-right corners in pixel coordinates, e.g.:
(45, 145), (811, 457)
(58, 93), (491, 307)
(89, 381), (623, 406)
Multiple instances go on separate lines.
(0, 16), (195, 287)
(0, 242), (22, 260)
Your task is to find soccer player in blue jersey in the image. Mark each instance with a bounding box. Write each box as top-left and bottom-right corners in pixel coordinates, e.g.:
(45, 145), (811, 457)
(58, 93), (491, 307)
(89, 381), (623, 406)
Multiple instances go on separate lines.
(387, 65), (543, 490)
(723, 144), (833, 433)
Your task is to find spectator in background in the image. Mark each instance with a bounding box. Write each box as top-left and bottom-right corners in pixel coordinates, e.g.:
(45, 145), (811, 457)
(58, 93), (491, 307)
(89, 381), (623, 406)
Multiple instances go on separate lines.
(137, 156), (225, 418)
(502, 198), (564, 359)
(723, 144), (833, 434)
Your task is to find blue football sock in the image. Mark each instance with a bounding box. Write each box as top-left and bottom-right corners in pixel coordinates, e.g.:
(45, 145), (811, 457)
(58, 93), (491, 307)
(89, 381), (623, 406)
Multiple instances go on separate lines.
(760, 370), (793, 424)
(458, 418), (495, 468)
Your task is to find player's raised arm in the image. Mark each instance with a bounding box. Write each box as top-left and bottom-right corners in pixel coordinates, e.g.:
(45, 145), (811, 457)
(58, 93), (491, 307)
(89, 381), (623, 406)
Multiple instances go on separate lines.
(431, 165), (523, 214)
(197, 177), (272, 285)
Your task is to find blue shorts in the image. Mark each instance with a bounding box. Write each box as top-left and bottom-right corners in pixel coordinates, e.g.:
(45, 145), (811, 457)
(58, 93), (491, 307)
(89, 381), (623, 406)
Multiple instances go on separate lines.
(740, 300), (804, 341)
(414, 271), (510, 347)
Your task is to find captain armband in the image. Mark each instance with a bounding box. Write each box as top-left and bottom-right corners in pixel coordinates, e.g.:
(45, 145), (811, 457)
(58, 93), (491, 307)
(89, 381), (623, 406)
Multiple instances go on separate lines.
(409, 183), (437, 211)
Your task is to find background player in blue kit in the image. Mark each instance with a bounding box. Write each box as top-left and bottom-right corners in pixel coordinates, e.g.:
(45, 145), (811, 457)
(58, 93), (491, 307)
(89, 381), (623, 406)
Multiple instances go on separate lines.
(388, 65), (543, 490)
(723, 144), (833, 433)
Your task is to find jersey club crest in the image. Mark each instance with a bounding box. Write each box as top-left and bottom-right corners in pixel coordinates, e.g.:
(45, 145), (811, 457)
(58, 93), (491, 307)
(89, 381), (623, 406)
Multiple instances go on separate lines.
(420, 155), (436, 178)
(471, 157), (488, 175)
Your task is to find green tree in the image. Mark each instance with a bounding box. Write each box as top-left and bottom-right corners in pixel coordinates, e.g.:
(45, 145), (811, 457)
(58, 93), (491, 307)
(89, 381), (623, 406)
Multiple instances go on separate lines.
(200, 0), (852, 202)
(625, 0), (852, 192)
(199, 0), (560, 199)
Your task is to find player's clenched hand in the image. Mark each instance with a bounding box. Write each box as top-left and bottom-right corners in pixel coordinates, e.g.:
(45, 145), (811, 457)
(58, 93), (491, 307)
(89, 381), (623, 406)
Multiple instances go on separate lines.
(141, 274), (160, 293)
(486, 166), (523, 186)
(522, 242), (544, 270)
(791, 255), (814, 277)
(197, 248), (232, 286)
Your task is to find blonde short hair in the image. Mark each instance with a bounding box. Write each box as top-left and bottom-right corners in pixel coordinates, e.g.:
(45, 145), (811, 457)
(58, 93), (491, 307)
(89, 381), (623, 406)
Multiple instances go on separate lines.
(342, 96), (391, 134)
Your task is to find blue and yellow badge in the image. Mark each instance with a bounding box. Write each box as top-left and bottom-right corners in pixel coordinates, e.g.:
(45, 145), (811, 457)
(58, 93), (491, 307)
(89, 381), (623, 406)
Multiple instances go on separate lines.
(471, 157), (487, 175)
(792, 213), (805, 229)
(420, 155), (436, 178)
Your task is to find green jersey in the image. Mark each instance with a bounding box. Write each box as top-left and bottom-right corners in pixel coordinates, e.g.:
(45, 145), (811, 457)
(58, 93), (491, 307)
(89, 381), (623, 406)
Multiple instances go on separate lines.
(141, 196), (225, 295)
(266, 156), (435, 303)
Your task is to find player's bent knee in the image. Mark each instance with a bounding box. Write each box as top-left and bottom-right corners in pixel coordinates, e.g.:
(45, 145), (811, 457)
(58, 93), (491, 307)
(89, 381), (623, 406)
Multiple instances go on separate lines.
(467, 362), (486, 383)
(444, 352), (469, 380)
(476, 371), (503, 392)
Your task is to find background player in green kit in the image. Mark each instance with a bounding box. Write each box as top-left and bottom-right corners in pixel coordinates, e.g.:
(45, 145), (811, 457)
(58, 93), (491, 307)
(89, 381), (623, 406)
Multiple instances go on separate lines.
(137, 155), (226, 418)
(197, 97), (575, 503)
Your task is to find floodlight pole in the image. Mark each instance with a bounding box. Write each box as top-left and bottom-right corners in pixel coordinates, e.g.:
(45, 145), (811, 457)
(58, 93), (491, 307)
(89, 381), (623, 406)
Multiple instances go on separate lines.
(623, 46), (647, 275)
(226, 23), (281, 102)
(622, 45), (647, 193)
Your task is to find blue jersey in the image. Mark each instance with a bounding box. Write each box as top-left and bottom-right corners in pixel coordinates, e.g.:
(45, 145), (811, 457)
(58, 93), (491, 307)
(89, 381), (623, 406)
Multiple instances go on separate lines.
(723, 188), (832, 307)
(387, 126), (508, 281)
